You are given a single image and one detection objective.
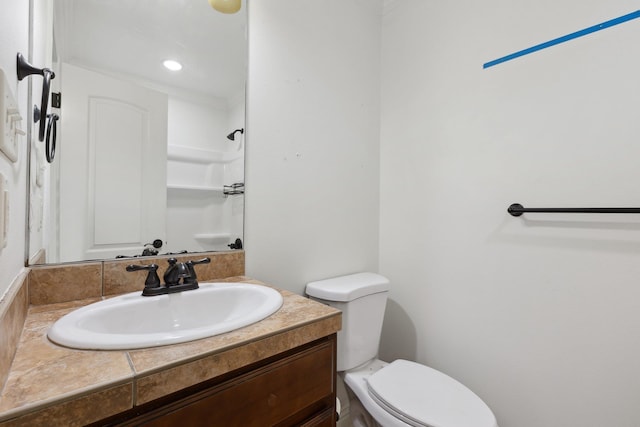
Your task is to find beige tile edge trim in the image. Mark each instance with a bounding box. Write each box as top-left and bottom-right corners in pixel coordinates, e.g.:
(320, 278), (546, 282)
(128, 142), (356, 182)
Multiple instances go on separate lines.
(0, 269), (29, 321)
(0, 382), (133, 427)
(0, 270), (29, 392)
(135, 315), (341, 405)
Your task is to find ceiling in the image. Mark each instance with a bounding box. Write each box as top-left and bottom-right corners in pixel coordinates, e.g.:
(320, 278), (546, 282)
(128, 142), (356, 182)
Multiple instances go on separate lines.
(54, 0), (247, 101)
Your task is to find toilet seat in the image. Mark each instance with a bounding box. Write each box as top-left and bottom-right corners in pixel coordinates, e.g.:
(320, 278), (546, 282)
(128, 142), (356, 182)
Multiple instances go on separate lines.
(366, 360), (497, 427)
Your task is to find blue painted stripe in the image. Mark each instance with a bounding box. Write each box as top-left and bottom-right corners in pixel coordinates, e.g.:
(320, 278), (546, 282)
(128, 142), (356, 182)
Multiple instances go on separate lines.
(483, 10), (640, 69)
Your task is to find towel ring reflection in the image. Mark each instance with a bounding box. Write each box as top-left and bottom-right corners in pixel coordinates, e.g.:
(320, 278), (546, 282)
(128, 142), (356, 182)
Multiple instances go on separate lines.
(16, 53), (55, 142)
(45, 113), (59, 163)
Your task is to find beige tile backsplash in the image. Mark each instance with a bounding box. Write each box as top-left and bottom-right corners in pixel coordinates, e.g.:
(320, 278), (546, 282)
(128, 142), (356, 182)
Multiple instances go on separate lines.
(29, 263), (103, 305)
(28, 250), (245, 303)
(103, 251), (244, 296)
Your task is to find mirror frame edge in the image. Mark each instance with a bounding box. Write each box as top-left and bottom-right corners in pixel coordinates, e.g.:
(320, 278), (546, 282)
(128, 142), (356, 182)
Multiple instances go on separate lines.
(24, 0), (35, 267)
(24, 0), (249, 267)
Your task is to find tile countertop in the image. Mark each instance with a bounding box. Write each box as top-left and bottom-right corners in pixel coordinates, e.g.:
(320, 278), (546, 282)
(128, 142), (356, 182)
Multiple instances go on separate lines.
(0, 277), (341, 426)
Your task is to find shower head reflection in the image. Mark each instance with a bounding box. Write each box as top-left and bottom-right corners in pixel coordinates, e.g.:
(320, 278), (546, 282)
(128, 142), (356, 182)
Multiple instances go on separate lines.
(227, 128), (244, 141)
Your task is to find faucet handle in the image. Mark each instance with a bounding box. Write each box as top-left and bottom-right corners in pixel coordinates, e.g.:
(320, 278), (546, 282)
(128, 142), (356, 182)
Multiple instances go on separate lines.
(184, 258), (211, 285)
(126, 263), (161, 290)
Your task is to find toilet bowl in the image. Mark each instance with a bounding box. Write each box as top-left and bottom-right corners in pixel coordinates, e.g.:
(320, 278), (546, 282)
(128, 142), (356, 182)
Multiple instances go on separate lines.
(306, 272), (498, 427)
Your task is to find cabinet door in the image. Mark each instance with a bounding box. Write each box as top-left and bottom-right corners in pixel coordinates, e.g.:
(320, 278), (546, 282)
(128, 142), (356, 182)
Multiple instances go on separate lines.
(128, 338), (336, 427)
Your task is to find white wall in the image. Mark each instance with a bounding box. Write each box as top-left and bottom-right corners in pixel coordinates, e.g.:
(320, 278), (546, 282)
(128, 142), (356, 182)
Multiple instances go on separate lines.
(244, 0), (383, 295)
(168, 96), (228, 152)
(379, 1), (640, 426)
(0, 1), (29, 298)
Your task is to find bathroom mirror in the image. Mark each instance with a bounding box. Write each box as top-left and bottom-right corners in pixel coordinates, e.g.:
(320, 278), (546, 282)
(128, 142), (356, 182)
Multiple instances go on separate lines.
(27, 0), (246, 265)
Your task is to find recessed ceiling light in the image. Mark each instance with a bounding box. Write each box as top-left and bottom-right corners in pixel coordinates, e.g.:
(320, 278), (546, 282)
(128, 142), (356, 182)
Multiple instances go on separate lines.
(163, 60), (183, 71)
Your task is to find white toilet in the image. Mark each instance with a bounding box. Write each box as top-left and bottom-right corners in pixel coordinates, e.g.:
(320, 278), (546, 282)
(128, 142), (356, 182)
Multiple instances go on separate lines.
(306, 272), (498, 427)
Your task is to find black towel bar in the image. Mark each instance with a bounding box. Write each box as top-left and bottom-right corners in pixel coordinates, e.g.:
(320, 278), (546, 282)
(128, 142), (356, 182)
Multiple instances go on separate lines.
(507, 203), (640, 217)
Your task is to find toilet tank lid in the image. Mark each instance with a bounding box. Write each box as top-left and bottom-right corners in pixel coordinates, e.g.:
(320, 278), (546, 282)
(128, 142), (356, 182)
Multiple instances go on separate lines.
(306, 272), (389, 302)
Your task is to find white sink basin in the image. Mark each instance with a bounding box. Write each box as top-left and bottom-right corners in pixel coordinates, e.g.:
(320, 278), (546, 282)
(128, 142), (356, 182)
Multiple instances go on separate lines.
(48, 282), (284, 350)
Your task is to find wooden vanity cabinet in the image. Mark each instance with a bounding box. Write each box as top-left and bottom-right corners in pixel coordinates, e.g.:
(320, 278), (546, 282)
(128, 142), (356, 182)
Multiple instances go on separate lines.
(100, 335), (337, 427)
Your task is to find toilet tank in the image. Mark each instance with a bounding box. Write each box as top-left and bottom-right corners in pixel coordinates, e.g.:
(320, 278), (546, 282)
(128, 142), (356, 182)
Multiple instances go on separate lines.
(306, 272), (389, 371)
